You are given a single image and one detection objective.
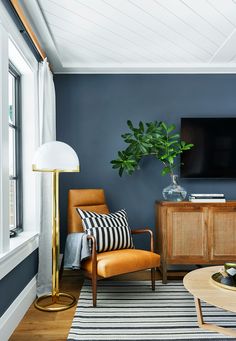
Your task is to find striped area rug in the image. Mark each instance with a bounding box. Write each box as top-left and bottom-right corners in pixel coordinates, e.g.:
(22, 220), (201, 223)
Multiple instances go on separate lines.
(68, 280), (236, 340)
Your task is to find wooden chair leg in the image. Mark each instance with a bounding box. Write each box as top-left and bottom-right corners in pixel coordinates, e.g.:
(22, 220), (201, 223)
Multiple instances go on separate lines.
(151, 268), (155, 291)
(87, 235), (97, 307)
(92, 274), (97, 307)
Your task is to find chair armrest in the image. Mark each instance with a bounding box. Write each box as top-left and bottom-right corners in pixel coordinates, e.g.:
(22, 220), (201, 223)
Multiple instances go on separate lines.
(131, 228), (154, 252)
(86, 235), (97, 272)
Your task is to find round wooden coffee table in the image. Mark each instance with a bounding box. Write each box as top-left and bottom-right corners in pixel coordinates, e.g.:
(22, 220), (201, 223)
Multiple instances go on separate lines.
(184, 266), (236, 338)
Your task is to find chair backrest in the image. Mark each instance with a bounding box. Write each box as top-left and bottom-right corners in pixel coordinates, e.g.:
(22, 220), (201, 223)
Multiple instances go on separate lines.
(67, 189), (110, 233)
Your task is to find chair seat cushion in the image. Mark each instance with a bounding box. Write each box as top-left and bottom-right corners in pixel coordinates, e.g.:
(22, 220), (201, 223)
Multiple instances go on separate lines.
(81, 249), (160, 278)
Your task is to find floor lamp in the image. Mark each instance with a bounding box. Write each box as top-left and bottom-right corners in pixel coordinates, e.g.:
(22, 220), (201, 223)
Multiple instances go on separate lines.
(33, 141), (80, 312)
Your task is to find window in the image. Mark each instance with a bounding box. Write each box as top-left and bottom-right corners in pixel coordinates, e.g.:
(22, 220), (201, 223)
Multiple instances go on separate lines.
(0, 12), (39, 262)
(8, 63), (22, 233)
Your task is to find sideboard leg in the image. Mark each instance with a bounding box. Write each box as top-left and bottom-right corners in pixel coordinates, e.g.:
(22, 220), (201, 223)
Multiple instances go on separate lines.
(162, 262), (167, 284)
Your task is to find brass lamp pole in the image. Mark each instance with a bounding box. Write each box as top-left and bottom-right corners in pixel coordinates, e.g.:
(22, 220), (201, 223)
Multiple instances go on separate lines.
(33, 141), (80, 312)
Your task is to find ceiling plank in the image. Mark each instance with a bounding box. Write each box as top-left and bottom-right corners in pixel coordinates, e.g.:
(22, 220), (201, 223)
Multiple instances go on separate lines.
(210, 28), (236, 63)
(182, 0), (234, 36)
(42, 0), (176, 63)
(104, 0), (209, 61)
(207, 0), (236, 28)
(160, 0), (226, 44)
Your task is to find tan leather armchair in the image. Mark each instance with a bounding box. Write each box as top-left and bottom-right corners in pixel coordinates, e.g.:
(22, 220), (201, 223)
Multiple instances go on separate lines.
(67, 189), (160, 307)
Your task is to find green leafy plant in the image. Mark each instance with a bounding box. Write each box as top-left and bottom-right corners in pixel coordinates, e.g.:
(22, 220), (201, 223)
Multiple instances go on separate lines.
(111, 120), (194, 177)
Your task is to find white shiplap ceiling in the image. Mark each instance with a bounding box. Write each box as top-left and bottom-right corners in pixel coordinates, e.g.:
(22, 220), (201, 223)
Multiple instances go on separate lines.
(20, 0), (236, 73)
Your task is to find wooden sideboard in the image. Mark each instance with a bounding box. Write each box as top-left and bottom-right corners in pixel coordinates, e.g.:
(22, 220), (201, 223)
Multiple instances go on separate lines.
(155, 201), (236, 283)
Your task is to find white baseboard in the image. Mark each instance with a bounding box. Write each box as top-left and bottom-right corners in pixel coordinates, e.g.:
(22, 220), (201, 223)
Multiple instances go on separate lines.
(0, 276), (36, 341)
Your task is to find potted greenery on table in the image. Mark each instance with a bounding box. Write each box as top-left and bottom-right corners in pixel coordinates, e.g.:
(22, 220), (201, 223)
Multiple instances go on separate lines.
(111, 120), (193, 201)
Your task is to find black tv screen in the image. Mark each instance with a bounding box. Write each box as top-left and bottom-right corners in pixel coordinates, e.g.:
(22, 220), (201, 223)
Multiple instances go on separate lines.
(180, 118), (236, 178)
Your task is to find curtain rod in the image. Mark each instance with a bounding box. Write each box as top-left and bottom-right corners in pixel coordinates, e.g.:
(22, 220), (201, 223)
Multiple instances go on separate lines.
(10, 0), (47, 61)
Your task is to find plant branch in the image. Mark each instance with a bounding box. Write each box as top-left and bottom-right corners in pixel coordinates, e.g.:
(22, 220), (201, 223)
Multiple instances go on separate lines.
(111, 120), (194, 177)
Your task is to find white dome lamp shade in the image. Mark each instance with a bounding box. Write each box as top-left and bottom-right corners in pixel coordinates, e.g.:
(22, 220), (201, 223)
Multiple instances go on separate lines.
(32, 141), (79, 312)
(33, 141), (80, 172)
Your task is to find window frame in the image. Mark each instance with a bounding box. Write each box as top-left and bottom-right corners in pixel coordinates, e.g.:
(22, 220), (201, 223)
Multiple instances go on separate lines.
(8, 62), (23, 234)
(0, 3), (39, 267)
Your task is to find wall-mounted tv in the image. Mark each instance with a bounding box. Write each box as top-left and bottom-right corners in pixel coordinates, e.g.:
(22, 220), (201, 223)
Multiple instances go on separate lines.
(180, 117), (236, 178)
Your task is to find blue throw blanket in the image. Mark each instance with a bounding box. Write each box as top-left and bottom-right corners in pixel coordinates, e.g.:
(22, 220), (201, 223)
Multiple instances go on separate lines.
(64, 233), (90, 269)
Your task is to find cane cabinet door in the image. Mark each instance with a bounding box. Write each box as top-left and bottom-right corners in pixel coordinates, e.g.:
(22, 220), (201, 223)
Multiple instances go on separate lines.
(166, 206), (208, 263)
(209, 207), (236, 261)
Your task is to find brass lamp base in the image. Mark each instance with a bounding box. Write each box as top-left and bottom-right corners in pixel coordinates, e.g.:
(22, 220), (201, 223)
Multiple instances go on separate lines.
(34, 293), (76, 312)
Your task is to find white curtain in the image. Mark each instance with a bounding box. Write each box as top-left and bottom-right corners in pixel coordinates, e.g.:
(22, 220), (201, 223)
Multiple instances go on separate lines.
(36, 58), (56, 296)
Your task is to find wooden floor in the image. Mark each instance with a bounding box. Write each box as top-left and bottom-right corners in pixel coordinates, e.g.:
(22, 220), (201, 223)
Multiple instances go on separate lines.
(10, 269), (183, 341)
(10, 270), (84, 341)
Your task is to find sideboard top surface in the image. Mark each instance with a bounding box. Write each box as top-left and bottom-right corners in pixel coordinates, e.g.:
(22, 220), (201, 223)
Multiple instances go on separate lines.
(156, 201), (236, 206)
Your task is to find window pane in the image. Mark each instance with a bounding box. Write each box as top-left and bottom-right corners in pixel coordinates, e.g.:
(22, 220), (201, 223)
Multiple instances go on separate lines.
(9, 179), (16, 230)
(8, 64), (21, 232)
(9, 127), (16, 177)
(8, 73), (15, 125)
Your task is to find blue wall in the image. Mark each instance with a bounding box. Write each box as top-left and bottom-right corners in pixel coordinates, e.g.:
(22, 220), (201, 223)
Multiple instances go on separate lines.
(0, 249), (38, 317)
(55, 74), (236, 250)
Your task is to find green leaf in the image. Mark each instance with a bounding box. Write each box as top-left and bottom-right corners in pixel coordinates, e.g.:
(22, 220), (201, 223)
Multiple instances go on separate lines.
(139, 145), (147, 153)
(159, 154), (168, 160)
(112, 164), (121, 169)
(184, 143), (194, 149)
(119, 168), (124, 177)
(169, 134), (180, 139)
(160, 121), (167, 131)
(168, 140), (179, 146)
(167, 124), (175, 133)
(117, 151), (122, 158)
(127, 120), (134, 130)
(121, 133), (132, 139)
(139, 121), (144, 132)
(161, 166), (171, 175)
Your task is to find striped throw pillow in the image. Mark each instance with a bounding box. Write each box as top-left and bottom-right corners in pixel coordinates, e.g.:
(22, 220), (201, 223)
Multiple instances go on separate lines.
(77, 208), (134, 253)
